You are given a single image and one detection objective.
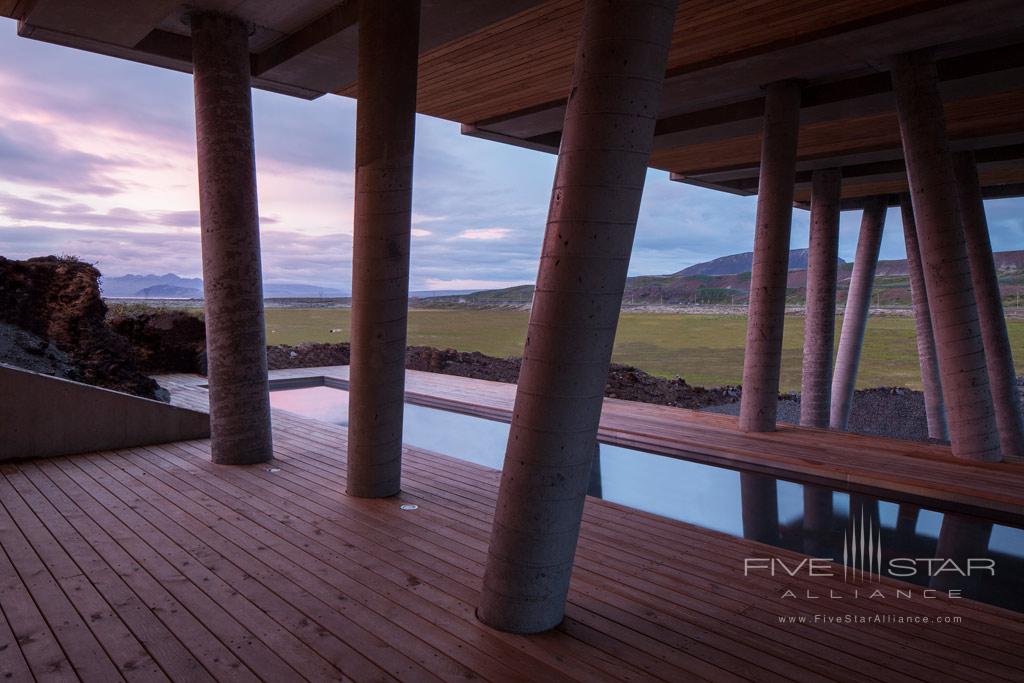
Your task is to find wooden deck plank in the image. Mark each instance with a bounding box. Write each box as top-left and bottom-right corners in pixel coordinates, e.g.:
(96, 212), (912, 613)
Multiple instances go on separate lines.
(7, 467), (216, 683)
(63, 455), (398, 683)
(47, 456), (378, 683)
(137, 441), (653, 683)
(0, 477), (125, 683)
(152, 439), (791, 683)
(39, 459), (303, 682)
(240, 424), (859, 682)
(0, 474), (167, 682)
(0, 592), (33, 683)
(18, 463), (257, 683)
(1, 370), (1022, 682)
(165, 411), (1023, 682)
(86, 449), (512, 683)
(153, 432), (815, 683)
(253, 413), (1024, 682)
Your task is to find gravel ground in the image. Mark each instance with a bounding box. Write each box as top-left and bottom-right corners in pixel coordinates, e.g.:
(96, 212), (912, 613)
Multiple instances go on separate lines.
(700, 388), (943, 443)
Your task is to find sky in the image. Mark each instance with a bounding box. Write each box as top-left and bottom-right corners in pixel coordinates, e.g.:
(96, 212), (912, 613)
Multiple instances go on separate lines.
(0, 18), (1021, 292)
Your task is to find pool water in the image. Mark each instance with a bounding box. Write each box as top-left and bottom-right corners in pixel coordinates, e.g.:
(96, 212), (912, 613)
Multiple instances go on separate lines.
(269, 384), (1024, 612)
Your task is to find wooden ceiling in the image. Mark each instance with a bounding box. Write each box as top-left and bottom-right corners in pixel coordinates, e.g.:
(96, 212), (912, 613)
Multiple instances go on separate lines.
(3, 0), (1023, 203)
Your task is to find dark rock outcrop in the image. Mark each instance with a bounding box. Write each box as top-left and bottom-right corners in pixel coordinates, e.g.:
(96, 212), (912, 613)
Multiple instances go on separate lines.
(404, 346), (521, 383)
(267, 342), (349, 369)
(0, 256), (167, 400)
(108, 311), (206, 373)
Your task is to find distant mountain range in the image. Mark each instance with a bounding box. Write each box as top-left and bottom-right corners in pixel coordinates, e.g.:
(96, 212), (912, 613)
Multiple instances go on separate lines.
(100, 273), (348, 299)
(100, 248), (1024, 307)
(100, 273), (472, 300)
(100, 273), (203, 297)
(422, 249), (1024, 307)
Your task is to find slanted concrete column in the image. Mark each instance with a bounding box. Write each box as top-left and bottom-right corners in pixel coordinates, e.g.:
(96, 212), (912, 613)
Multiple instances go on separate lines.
(830, 198), (887, 430)
(892, 51), (1000, 461)
(346, 0), (421, 497)
(740, 473), (780, 545)
(900, 195), (947, 440)
(478, 0), (677, 634)
(739, 81), (802, 432)
(800, 169), (842, 428)
(191, 12), (272, 465)
(953, 152), (1024, 458)
(799, 170), (841, 549)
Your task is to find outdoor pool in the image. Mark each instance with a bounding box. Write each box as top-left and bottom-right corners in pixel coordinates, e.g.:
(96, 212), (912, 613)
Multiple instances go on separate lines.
(269, 383), (1024, 613)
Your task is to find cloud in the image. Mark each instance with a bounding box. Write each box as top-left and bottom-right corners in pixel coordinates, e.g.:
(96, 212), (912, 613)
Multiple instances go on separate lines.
(0, 223), (352, 287)
(457, 227), (511, 240)
(0, 223), (202, 277)
(0, 192), (196, 227)
(0, 120), (131, 194)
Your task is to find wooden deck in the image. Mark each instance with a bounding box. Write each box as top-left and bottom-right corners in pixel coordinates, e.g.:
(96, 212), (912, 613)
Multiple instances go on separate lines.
(1, 373), (1023, 681)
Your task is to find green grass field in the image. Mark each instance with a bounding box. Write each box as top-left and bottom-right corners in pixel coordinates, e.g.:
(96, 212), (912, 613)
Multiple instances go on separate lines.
(264, 308), (1024, 392)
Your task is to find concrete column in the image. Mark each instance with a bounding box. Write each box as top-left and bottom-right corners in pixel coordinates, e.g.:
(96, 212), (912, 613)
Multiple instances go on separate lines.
(900, 195), (948, 440)
(740, 473), (780, 545)
(478, 0), (677, 634)
(346, 0), (421, 497)
(738, 81), (802, 432)
(800, 169), (842, 428)
(191, 12), (272, 465)
(892, 51), (1000, 461)
(830, 198), (887, 430)
(953, 152), (1024, 459)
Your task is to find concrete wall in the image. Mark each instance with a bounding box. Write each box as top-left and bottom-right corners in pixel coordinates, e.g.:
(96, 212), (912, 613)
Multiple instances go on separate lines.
(0, 364), (210, 461)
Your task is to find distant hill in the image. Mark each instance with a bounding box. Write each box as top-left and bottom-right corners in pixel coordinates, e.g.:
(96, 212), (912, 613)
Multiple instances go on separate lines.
(675, 248), (845, 276)
(101, 273), (202, 297)
(421, 249), (1024, 308)
(409, 289), (476, 298)
(101, 273), (348, 298)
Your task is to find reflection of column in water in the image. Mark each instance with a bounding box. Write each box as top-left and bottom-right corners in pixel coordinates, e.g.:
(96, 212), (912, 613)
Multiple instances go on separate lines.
(587, 442), (603, 499)
(895, 504), (920, 551)
(741, 472), (780, 545)
(930, 513), (993, 593)
(848, 493), (881, 527)
(802, 484), (833, 556)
